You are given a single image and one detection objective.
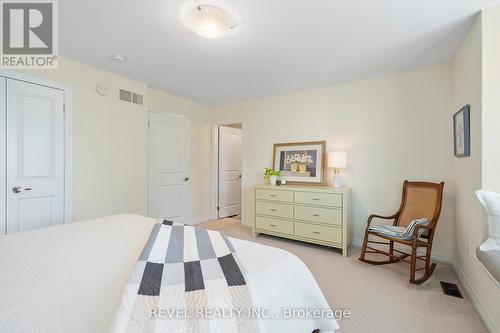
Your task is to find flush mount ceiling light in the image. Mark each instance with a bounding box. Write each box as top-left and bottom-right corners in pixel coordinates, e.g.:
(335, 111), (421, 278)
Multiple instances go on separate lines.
(179, 0), (242, 39)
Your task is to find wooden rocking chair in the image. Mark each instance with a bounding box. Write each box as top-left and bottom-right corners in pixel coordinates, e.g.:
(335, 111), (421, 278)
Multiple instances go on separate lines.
(359, 180), (445, 284)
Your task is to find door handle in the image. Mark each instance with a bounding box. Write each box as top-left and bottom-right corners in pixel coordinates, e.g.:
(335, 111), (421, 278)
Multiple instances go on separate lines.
(184, 177), (190, 182)
(12, 186), (32, 193)
(239, 175), (242, 178)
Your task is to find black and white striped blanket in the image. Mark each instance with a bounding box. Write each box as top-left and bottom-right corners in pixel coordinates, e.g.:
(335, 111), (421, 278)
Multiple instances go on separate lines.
(111, 220), (261, 333)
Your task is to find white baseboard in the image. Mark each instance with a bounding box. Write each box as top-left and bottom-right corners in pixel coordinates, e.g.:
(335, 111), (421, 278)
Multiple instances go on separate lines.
(351, 238), (452, 263)
(430, 252), (453, 264)
(452, 260), (498, 333)
(351, 238), (362, 247)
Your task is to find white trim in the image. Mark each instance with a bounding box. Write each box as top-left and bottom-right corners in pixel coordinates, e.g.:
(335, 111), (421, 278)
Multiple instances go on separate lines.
(63, 88), (72, 224)
(211, 119), (243, 221)
(429, 252), (452, 264)
(453, 258), (498, 333)
(0, 77), (5, 234)
(0, 70), (73, 224)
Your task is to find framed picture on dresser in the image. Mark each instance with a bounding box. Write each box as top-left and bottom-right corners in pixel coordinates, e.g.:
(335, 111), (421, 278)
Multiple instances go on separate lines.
(273, 141), (326, 185)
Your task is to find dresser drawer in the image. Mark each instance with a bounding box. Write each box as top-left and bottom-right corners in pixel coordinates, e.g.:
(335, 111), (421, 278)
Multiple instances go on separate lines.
(256, 216), (293, 235)
(294, 192), (342, 207)
(295, 223), (342, 244)
(294, 205), (342, 225)
(256, 189), (293, 202)
(256, 201), (294, 218)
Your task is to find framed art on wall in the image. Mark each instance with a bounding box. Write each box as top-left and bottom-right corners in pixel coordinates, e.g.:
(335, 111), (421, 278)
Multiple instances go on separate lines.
(273, 141), (326, 185)
(453, 105), (470, 157)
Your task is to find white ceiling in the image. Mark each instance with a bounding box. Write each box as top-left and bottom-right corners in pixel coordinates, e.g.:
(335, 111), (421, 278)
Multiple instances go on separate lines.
(60, 0), (500, 106)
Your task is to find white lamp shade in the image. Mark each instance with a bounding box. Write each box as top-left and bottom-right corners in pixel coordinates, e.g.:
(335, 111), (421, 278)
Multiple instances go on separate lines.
(328, 151), (347, 169)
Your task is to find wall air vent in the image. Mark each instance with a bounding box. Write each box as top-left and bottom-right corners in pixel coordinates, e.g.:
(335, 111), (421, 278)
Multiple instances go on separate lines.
(119, 89), (144, 106)
(132, 92), (144, 105)
(119, 89), (132, 102)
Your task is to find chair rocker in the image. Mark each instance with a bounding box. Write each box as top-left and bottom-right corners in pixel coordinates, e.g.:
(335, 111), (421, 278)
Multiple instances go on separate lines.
(359, 180), (445, 284)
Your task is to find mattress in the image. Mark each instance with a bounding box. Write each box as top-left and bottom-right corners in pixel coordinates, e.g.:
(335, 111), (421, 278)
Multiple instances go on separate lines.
(0, 214), (338, 332)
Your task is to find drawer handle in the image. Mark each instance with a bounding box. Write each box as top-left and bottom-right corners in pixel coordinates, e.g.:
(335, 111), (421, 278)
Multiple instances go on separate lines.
(270, 224), (277, 227)
(270, 209), (277, 212)
(269, 194), (277, 197)
(312, 198), (320, 201)
(312, 214), (320, 217)
(312, 231), (321, 235)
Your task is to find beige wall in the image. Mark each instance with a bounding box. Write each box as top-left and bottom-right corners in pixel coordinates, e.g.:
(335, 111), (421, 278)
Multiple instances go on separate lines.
(22, 58), (149, 221)
(482, 6), (500, 193)
(8, 20), (500, 331)
(451, 10), (500, 333)
(18, 58), (215, 224)
(148, 88), (215, 224)
(452, 14), (484, 268)
(213, 64), (455, 258)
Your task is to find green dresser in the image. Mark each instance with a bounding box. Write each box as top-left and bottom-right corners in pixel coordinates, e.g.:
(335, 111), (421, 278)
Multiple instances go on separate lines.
(254, 184), (352, 256)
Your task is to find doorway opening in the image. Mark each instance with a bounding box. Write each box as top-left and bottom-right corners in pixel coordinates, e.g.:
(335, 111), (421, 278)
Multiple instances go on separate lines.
(215, 122), (242, 221)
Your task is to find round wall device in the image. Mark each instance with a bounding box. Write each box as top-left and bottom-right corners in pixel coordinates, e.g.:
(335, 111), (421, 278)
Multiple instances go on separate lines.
(95, 85), (109, 96)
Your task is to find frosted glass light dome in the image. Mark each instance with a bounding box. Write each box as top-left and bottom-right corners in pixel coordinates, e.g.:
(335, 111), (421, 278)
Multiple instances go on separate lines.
(179, 1), (242, 39)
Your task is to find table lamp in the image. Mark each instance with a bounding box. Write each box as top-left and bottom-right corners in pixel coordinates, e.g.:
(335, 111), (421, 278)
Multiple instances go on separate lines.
(328, 151), (347, 188)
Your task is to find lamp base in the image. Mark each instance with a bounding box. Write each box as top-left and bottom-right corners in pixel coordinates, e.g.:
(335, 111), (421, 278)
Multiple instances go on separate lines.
(333, 170), (342, 188)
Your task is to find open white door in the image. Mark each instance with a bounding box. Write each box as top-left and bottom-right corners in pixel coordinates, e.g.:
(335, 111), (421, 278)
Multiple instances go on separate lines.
(6, 79), (65, 233)
(218, 126), (242, 218)
(149, 112), (190, 223)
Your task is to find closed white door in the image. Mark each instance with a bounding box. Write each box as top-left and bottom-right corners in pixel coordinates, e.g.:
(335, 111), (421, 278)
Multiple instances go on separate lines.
(218, 126), (242, 218)
(0, 78), (6, 234)
(6, 79), (65, 233)
(149, 112), (190, 222)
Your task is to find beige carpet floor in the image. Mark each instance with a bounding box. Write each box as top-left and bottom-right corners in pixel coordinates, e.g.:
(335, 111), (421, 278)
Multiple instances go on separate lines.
(200, 218), (488, 333)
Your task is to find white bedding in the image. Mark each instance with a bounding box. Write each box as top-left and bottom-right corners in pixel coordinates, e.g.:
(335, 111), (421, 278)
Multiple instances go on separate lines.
(233, 238), (338, 333)
(0, 214), (338, 333)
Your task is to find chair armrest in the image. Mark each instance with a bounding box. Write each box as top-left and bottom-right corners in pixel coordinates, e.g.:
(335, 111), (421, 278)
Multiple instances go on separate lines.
(412, 224), (432, 239)
(367, 214), (398, 226)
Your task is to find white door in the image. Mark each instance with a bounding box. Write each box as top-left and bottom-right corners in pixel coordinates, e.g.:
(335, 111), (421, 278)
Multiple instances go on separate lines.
(6, 79), (65, 233)
(149, 112), (190, 222)
(218, 126), (242, 218)
(0, 78), (6, 234)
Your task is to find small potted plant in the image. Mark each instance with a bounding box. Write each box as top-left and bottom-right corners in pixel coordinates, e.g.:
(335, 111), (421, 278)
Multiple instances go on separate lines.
(264, 168), (281, 186)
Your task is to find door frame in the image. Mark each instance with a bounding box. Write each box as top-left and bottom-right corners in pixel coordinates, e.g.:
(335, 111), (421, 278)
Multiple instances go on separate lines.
(0, 70), (73, 225)
(217, 125), (242, 219)
(211, 119), (243, 221)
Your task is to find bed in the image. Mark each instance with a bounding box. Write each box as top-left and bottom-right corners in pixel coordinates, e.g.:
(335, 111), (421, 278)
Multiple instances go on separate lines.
(0, 214), (338, 333)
